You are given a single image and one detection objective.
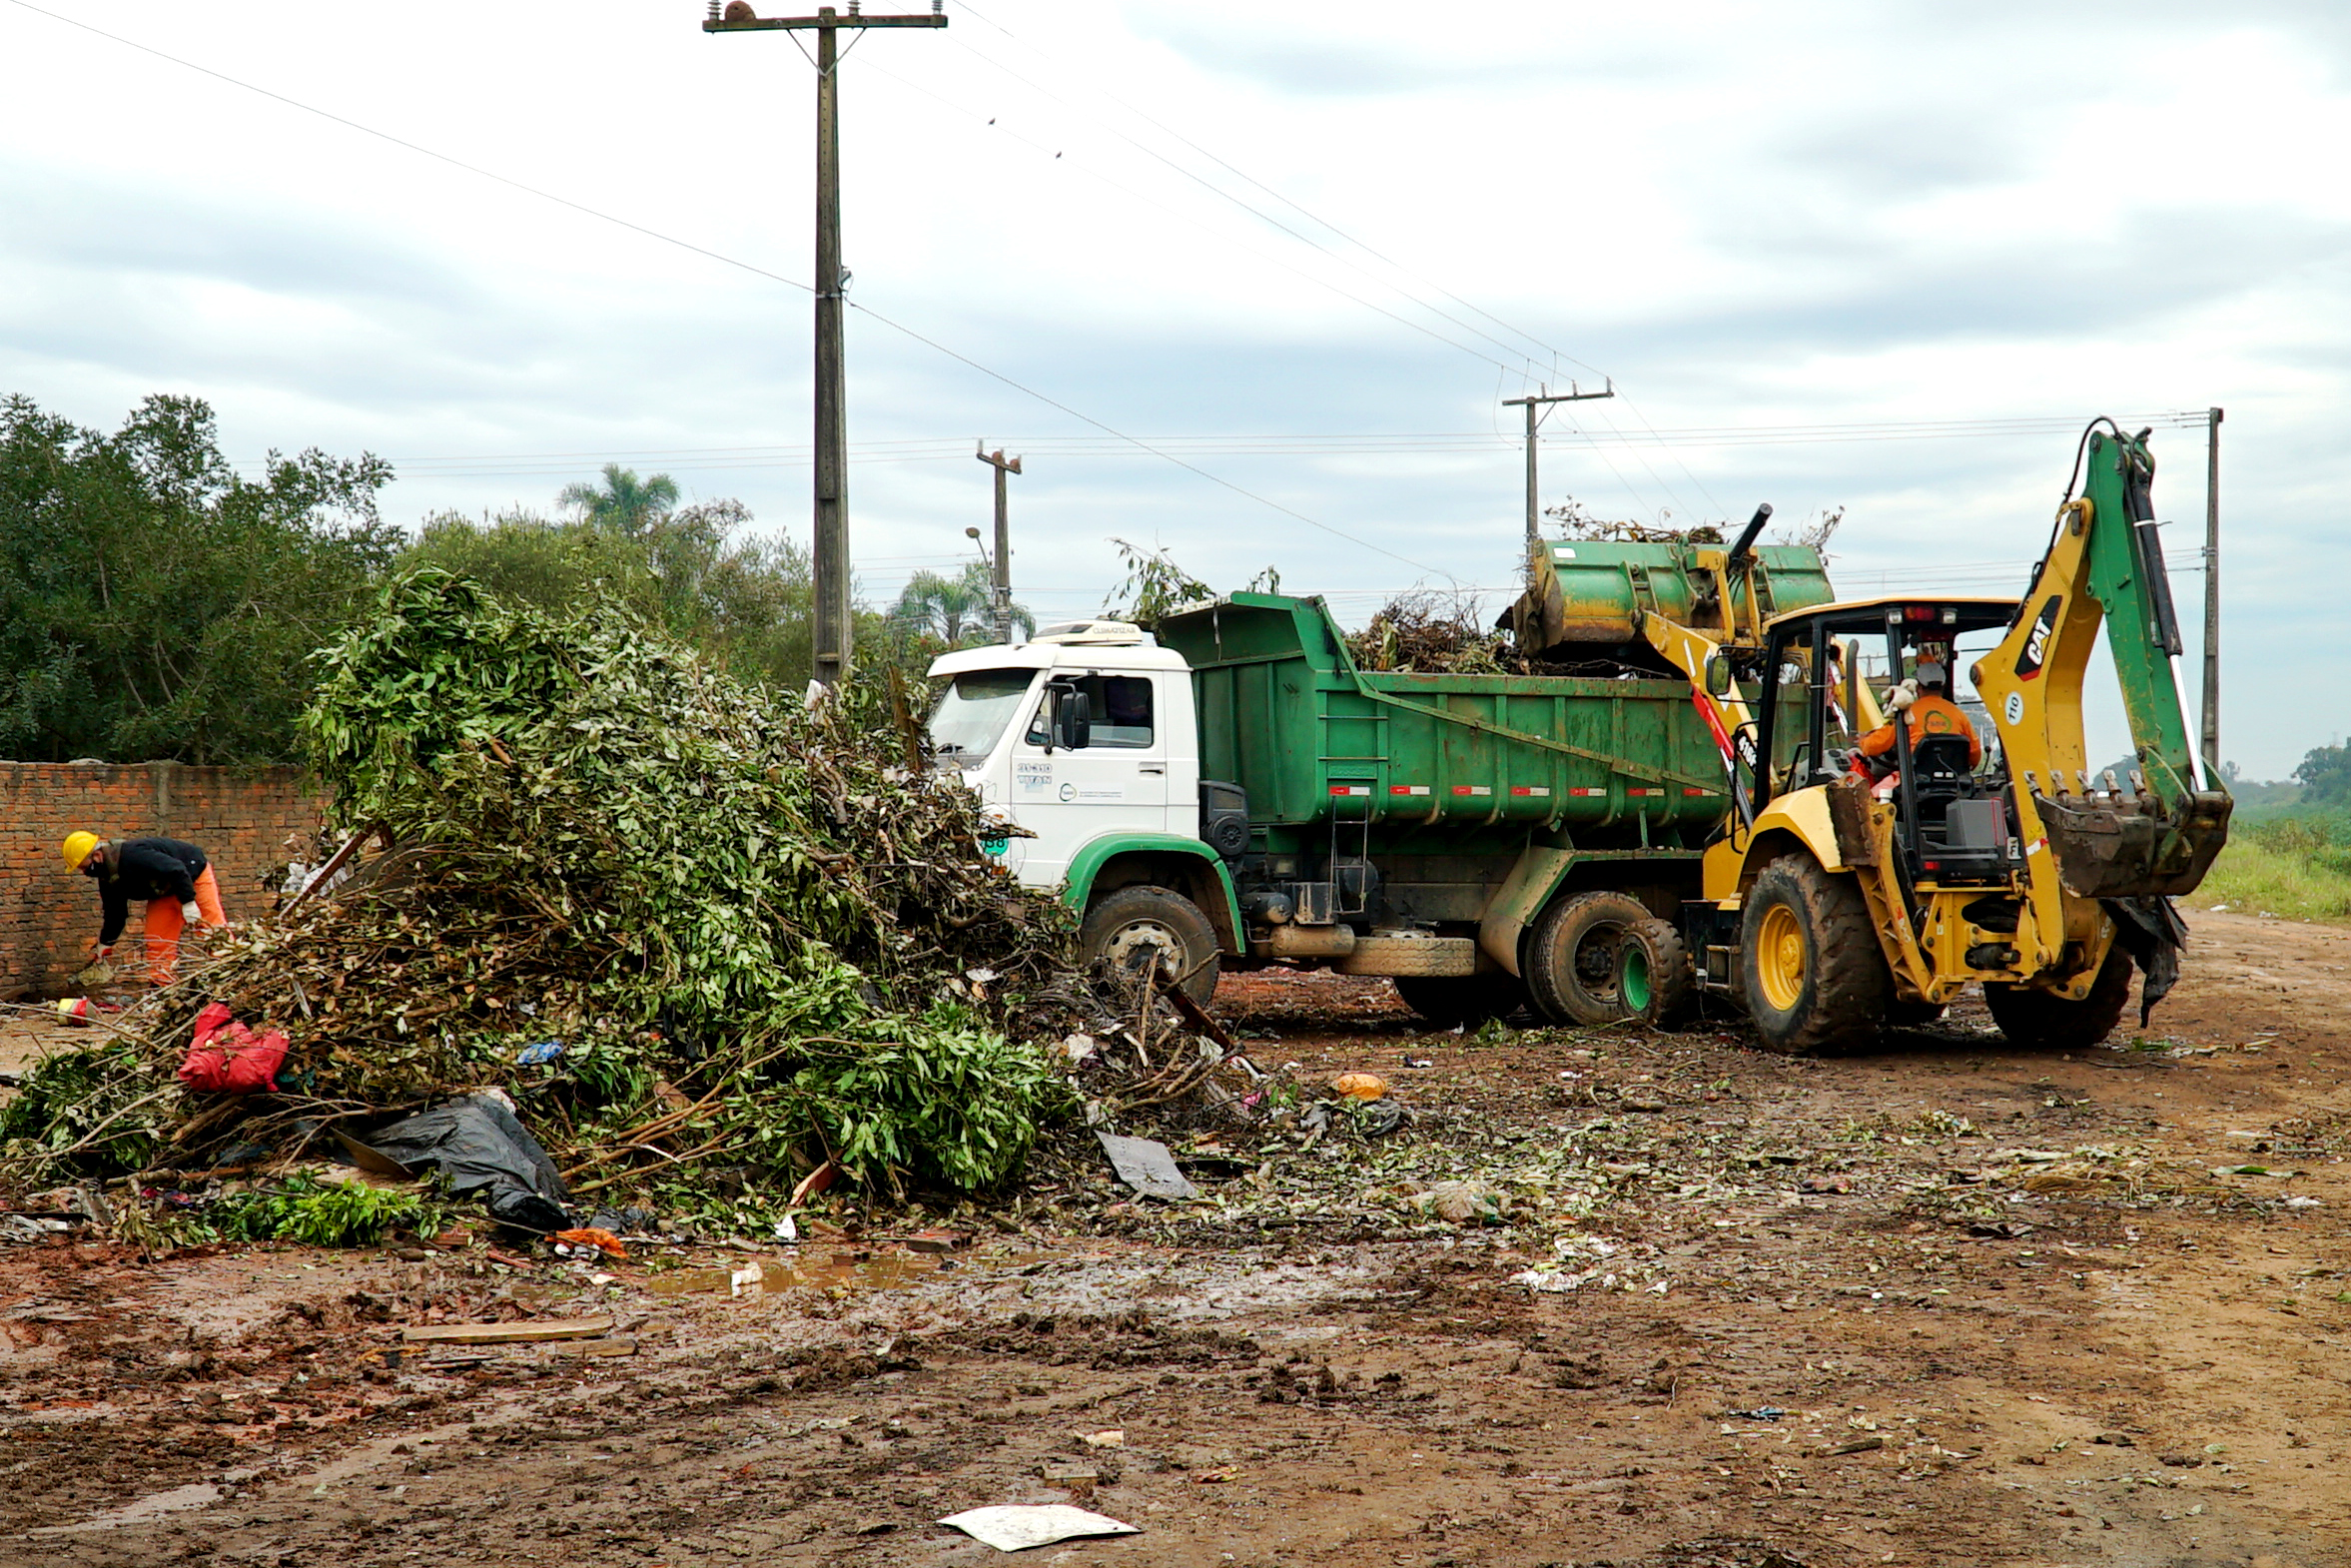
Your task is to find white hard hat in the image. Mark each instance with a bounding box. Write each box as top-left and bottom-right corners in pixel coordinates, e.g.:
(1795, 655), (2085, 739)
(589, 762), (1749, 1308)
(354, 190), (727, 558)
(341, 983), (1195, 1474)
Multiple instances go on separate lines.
(1916, 658), (1948, 686)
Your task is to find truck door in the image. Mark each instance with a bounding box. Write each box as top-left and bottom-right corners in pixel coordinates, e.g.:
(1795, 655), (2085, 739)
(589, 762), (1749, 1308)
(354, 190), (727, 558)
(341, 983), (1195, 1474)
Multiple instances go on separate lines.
(1011, 671), (1170, 886)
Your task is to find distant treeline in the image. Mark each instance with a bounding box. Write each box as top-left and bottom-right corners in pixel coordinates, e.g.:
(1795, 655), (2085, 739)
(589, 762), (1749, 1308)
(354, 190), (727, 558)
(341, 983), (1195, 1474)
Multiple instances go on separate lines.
(0, 392), (984, 766)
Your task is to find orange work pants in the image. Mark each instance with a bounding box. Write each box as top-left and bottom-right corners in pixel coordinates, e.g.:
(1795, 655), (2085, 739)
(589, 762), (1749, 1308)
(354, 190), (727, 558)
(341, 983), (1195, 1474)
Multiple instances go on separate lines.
(142, 866), (226, 986)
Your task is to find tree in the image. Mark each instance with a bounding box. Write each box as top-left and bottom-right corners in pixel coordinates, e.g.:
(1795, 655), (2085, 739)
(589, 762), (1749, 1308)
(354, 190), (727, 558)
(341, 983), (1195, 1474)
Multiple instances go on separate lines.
(888, 561), (1033, 648)
(2295, 741), (2351, 806)
(555, 463), (680, 537)
(0, 392), (395, 763)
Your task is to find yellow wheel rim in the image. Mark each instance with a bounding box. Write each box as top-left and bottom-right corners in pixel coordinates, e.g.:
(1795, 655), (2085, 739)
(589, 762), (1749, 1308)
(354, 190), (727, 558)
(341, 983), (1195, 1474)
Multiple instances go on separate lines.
(1756, 903), (1807, 1013)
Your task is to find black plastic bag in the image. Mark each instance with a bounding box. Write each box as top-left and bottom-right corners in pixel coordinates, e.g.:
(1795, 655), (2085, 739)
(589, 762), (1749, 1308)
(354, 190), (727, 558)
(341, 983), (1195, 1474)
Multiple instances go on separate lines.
(363, 1093), (571, 1232)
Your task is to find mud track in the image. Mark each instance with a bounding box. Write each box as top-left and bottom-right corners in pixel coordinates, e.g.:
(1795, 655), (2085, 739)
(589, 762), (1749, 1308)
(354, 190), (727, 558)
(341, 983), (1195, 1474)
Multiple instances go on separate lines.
(3, 910), (2348, 1568)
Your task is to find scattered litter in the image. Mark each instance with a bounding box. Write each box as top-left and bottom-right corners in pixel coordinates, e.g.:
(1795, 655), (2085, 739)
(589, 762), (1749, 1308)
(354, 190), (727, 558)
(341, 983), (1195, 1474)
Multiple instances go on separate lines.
(551, 1226), (629, 1259)
(1356, 1101), (1407, 1139)
(177, 1004), (290, 1095)
(512, 1040), (564, 1067)
(729, 1265), (763, 1298)
(935, 1504), (1140, 1553)
(790, 1161), (841, 1206)
(1078, 1429), (1124, 1448)
(1425, 1179), (1503, 1224)
(2283, 1196), (2324, 1210)
(363, 1094), (571, 1232)
(1399, 1056), (1434, 1070)
(398, 1315), (613, 1345)
(1967, 1221), (2034, 1239)
(1331, 1072), (1388, 1102)
(1726, 1406), (1788, 1422)
(1096, 1133), (1199, 1201)
(773, 1215), (800, 1243)
(1799, 1175), (1853, 1195)
(1825, 1436), (1885, 1456)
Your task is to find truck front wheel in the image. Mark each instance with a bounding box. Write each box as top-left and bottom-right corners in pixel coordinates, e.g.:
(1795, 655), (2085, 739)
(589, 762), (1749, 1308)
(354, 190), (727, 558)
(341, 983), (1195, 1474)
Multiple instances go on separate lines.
(1081, 885), (1220, 1008)
(1739, 855), (1891, 1054)
(1983, 945), (2131, 1050)
(1525, 891), (1652, 1027)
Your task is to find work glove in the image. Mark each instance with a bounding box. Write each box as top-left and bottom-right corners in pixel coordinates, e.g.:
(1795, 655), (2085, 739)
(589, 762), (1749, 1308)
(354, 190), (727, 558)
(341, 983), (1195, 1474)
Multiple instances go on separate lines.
(89, 941), (113, 959)
(180, 900), (202, 924)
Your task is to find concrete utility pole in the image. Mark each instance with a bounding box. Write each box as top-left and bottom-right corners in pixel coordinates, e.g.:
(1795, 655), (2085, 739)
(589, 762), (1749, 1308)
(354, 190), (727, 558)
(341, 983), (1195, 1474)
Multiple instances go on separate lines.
(975, 443), (1023, 643)
(703, 0), (948, 688)
(1502, 381), (1614, 573)
(2201, 405), (2224, 780)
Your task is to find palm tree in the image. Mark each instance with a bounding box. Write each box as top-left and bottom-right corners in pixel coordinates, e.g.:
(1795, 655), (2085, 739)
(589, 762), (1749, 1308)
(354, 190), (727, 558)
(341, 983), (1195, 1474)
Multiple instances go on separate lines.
(889, 561), (1033, 646)
(556, 463), (681, 538)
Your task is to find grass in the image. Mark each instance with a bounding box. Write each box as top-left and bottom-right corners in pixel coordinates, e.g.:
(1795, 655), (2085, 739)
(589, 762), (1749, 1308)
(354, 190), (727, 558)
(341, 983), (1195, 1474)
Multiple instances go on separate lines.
(2187, 813), (2351, 924)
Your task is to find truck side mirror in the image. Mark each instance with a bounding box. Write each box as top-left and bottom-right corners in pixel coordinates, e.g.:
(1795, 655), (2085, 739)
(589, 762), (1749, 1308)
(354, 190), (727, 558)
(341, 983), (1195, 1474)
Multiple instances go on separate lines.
(1704, 651), (1734, 699)
(1045, 684), (1091, 751)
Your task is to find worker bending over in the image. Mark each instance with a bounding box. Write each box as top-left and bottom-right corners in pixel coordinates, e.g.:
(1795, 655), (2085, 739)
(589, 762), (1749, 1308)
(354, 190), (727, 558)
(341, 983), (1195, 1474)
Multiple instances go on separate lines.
(61, 832), (226, 986)
(1858, 657), (1980, 773)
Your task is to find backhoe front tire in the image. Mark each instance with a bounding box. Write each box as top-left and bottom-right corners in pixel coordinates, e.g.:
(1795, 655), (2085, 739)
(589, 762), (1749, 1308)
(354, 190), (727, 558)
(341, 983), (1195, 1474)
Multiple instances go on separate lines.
(1394, 974), (1528, 1030)
(1739, 855), (1891, 1055)
(1081, 885), (1220, 1008)
(1526, 891), (1652, 1027)
(1984, 944), (2132, 1050)
(1615, 917), (1698, 1029)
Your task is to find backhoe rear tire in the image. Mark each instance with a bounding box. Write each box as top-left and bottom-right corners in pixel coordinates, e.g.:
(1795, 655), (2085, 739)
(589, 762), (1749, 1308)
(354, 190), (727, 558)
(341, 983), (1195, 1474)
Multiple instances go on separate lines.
(1739, 855), (1892, 1055)
(1984, 944), (2132, 1050)
(1525, 891), (1652, 1027)
(1615, 918), (1698, 1029)
(1394, 974), (1528, 1030)
(1080, 885), (1220, 1008)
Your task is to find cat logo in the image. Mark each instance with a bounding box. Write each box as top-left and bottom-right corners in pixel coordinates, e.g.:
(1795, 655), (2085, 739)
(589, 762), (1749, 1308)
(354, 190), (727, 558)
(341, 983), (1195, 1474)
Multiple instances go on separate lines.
(2013, 595), (2061, 681)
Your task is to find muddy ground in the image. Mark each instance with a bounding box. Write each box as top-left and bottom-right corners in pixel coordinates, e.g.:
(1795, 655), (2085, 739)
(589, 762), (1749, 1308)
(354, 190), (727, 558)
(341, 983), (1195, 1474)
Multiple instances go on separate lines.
(2, 909), (2348, 1568)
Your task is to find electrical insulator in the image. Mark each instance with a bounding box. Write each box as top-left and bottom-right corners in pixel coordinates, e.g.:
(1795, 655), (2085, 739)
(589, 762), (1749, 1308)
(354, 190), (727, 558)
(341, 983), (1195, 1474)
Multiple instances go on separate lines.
(705, 0), (720, 17)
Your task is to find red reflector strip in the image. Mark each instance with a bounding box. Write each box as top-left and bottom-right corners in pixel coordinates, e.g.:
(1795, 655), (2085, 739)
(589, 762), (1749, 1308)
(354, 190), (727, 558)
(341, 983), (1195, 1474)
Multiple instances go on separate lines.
(1450, 785), (1492, 797)
(1509, 785), (1551, 797)
(1629, 788), (1665, 797)
(1328, 784), (1371, 796)
(1389, 784), (1431, 796)
(1683, 787), (1716, 797)
(1567, 787), (1606, 797)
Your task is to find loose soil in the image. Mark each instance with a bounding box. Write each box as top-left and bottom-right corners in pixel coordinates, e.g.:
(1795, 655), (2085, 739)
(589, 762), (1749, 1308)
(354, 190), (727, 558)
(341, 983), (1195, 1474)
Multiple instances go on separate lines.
(3, 911), (2348, 1568)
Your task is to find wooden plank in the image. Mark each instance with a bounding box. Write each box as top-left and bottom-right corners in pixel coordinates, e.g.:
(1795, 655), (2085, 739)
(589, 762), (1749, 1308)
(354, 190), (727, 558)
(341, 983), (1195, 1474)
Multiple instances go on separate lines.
(399, 1316), (613, 1345)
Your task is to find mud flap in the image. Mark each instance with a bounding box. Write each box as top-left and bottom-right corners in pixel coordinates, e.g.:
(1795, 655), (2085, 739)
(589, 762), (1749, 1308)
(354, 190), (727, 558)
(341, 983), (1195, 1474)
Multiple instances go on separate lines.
(2102, 895), (2188, 1026)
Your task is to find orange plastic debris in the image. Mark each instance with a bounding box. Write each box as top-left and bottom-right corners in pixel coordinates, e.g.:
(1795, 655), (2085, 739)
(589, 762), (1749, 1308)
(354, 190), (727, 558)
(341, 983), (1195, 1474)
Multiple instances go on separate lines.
(552, 1226), (629, 1258)
(1331, 1072), (1388, 1102)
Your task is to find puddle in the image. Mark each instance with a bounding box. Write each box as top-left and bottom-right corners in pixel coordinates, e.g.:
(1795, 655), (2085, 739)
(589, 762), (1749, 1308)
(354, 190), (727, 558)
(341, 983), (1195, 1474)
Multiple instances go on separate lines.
(33, 1482), (221, 1534)
(646, 1252), (951, 1297)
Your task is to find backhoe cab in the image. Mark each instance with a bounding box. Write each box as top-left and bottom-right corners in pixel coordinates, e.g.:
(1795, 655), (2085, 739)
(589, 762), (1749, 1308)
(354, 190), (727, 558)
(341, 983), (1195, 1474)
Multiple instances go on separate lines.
(1659, 422), (2231, 1053)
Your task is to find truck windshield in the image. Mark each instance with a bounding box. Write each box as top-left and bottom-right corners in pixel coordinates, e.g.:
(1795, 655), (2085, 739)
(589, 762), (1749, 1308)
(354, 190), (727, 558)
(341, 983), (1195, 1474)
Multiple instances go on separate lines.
(927, 669), (1037, 759)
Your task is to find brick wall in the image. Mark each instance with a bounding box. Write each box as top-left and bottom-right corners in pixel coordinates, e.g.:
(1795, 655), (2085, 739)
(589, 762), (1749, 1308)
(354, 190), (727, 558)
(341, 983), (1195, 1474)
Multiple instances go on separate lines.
(0, 762), (327, 999)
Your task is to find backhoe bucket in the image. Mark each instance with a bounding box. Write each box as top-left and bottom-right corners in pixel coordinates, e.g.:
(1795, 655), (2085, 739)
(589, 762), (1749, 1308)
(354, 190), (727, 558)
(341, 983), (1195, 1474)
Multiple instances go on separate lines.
(2036, 786), (2234, 900)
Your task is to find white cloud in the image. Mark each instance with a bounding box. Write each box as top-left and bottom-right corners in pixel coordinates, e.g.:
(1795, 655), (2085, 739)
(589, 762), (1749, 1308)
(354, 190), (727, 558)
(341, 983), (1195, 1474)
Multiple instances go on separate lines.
(0, 0), (2342, 774)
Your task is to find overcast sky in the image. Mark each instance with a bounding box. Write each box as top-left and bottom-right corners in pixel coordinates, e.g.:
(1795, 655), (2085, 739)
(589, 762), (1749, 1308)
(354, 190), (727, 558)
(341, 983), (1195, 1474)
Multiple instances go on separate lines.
(3, 0), (2343, 776)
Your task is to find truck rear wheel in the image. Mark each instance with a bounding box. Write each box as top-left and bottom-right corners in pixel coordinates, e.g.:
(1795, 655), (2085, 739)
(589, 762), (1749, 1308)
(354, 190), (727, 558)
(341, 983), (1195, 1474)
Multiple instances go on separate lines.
(1984, 944), (2131, 1050)
(1081, 885), (1220, 1008)
(1525, 891), (1651, 1027)
(1739, 855), (1891, 1054)
(1615, 917), (1697, 1029)
(1393, 974), (1527, 1030)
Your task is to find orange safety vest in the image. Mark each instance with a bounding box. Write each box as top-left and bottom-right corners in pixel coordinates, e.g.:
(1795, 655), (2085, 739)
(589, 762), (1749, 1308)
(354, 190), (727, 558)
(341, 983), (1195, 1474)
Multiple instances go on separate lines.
(1859, 692), (1981, 767)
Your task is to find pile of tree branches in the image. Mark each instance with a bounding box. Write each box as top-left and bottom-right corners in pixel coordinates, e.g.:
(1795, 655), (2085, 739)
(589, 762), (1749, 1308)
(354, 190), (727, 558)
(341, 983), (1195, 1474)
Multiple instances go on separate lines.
(2, 569), (1083, 1210)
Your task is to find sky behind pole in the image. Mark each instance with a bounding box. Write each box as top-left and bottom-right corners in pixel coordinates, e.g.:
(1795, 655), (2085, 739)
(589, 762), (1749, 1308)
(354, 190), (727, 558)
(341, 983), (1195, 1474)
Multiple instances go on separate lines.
(2, 0), (2342, 776)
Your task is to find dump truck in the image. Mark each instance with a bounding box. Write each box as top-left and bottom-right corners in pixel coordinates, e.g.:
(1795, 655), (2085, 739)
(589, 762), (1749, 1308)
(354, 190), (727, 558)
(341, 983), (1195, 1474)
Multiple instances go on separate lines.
(925, 420), (2227, 1049)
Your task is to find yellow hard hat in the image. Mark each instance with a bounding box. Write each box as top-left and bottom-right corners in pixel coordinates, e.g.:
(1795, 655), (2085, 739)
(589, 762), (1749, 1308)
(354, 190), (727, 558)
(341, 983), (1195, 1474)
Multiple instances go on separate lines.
(60, 831), (100, 871)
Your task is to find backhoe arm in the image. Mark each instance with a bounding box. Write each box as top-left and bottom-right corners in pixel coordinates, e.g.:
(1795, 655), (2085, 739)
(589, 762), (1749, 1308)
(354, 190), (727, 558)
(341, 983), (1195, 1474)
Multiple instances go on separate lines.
(1974, 423), (2232, 901)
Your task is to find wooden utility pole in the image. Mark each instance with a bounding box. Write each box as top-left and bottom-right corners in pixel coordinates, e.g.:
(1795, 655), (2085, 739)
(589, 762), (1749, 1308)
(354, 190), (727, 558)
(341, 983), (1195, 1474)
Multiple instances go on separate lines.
(976, 443), (1023, 643)
(2201, 405), (2223, 779)
(703, 0), (948, 687)
(1502, 381), (1614, 574)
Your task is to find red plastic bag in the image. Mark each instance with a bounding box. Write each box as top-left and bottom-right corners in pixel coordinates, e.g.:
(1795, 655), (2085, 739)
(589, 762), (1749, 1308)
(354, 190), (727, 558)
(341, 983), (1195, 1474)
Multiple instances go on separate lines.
(178, 1002), (289, 1095)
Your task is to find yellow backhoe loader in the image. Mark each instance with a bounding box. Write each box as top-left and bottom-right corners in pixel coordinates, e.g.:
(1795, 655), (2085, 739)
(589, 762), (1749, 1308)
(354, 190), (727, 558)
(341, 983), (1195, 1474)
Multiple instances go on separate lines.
(1639, 421), (2232, 1051)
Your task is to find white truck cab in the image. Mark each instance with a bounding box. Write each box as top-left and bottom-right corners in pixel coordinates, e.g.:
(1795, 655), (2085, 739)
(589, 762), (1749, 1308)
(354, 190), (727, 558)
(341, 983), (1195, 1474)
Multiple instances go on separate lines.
(926, 621), (1202, 892)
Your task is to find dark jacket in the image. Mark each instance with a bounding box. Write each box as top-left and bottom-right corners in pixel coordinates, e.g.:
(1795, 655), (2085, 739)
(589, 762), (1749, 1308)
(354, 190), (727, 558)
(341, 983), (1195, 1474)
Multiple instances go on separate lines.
(94, 837), (210, 946)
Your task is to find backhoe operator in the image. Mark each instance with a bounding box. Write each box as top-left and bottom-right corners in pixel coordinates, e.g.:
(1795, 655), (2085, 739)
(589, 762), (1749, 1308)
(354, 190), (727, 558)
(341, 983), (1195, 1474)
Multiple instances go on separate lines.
(61, 832), (225, 987)
(1858, 657), (1980, 772)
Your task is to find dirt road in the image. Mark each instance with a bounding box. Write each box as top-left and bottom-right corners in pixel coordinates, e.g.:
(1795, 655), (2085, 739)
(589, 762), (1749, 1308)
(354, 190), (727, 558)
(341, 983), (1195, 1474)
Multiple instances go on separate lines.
(3, 911), (2347, 1568)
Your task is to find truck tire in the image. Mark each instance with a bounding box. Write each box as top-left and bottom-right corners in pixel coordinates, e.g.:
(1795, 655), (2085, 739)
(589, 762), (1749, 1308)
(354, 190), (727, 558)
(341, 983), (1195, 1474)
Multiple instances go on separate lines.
(1525, 891), (1651, 1027)
(1739, 855), (1891, 1054)
(1081, 885), (1220, 1008)
(1984, 944), (2131, 1050)
(1394, 974), (1528, 1030)
(1614, 917), (1697, 1029)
